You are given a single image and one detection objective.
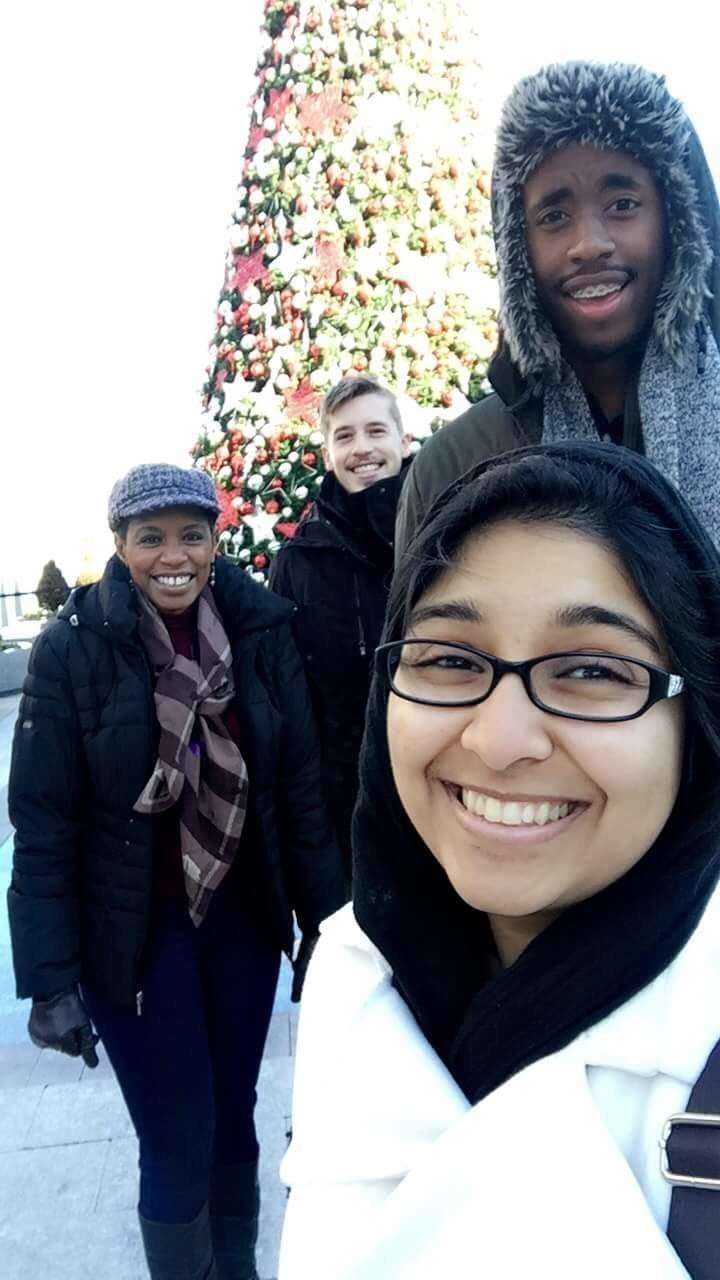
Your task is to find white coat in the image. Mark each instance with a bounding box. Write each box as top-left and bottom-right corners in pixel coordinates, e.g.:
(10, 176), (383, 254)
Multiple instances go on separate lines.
(279, 886), (720, 1279)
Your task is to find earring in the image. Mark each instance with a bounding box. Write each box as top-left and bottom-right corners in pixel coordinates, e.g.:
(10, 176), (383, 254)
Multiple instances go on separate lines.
(209, 561), (216, 588)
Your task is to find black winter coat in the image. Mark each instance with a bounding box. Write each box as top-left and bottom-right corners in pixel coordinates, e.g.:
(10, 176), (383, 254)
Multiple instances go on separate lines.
(8, 554), (346, 1007)
(269, 465), (409, 874)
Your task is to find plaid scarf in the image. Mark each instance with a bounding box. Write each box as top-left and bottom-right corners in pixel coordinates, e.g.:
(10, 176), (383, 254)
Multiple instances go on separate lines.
(133, 586), (248, 925)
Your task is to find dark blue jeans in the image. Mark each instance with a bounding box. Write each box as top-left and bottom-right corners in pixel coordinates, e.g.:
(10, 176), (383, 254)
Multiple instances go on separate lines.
(83, 884), (281, 1224)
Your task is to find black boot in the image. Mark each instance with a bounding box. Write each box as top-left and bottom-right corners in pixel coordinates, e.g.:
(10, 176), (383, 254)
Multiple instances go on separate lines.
(139, 1202), (217, 1279)
(209, 1160), (260, 1280)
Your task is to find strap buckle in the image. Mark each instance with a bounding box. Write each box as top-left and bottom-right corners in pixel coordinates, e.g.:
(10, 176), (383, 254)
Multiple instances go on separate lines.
(659, 1112), (720, 1191)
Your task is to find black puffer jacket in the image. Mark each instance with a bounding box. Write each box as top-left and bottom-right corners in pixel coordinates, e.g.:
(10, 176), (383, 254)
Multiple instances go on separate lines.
(8, 554), (346, 1006)
(269, 464), (408, 874)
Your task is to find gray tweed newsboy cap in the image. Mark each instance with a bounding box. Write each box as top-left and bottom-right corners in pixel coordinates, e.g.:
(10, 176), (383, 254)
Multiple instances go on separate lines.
(108, 463), (220, 532)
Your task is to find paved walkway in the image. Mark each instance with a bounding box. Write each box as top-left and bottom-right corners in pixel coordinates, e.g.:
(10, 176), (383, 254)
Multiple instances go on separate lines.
(0, 694), (294, 1278)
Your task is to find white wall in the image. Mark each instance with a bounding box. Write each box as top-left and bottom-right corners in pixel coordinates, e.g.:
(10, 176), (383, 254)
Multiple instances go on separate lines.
(0, 0), (717, 587)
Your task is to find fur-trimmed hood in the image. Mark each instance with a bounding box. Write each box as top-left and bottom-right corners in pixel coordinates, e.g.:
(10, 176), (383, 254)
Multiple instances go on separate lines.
(492, 62), (720, 382)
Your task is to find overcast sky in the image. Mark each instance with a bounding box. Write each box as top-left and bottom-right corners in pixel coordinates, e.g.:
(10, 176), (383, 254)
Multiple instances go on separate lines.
(1, 0), (717, 585)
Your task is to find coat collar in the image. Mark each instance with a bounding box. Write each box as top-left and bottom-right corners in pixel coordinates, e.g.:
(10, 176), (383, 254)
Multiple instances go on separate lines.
(282, 893), (720, 1278)
(290, 462), (410, 565)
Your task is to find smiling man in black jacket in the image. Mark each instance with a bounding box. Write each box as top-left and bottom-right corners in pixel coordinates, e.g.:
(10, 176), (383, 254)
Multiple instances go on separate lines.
(396, 61), (720, 554)
(270, 375), (411, 884)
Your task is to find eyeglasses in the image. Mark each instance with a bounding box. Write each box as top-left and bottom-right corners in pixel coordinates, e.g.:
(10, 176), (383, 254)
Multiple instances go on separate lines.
(376, 639), (685, 723)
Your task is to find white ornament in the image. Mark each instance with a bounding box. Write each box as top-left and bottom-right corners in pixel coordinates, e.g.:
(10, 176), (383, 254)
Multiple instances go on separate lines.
(230, 224), (250, 249)
(247, 474), (264, 492)
(288, 451), (299, 463)
(295, 485), (309, 500)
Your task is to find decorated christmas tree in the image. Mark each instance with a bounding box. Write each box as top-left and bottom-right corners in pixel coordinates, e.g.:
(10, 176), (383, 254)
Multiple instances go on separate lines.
(193, 0), (497, 579)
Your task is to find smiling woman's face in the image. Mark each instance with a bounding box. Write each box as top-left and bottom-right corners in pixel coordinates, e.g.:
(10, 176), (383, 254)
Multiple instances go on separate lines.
(115, 507), (215, 613)
(387, 520), (684, 963)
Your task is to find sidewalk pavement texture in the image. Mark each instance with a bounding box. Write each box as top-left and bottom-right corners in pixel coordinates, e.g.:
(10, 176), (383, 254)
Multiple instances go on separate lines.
(0, 693), (296, 1279)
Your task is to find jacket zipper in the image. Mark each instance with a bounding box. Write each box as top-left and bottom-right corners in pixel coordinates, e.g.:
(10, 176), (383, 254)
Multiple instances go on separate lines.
(353, 575), (367, 657)
(136, 990), (144, 1017)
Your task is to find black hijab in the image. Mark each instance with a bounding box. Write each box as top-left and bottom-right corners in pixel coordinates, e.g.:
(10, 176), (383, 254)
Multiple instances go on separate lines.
(353, 443), (720, 1104)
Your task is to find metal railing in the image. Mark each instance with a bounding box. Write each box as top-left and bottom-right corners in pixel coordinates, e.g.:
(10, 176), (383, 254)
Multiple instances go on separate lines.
(0, 588), (42, 643)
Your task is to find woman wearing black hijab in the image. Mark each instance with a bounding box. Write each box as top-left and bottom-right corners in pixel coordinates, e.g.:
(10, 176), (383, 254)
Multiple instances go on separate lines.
(279, 443), (720, 1280)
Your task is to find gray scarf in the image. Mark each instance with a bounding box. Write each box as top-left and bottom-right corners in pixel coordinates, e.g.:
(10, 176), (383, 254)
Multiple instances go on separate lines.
(542, 327), (720, 548)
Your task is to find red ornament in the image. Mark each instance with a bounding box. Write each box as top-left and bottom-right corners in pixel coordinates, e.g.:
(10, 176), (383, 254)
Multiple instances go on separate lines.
(240, 500), (254, 515)
(276, 521), (298, 540)
(313, 232), (346, 287)
(302, 452), (317, 467)
(265, 499), (280, 514)
(253, 553), (269, 570)
(255, 449), (268, 464)
(270, 477), (284, 489)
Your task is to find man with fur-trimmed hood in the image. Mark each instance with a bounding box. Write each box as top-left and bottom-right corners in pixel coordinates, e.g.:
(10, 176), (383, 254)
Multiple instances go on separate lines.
(396, 62), (720, 551)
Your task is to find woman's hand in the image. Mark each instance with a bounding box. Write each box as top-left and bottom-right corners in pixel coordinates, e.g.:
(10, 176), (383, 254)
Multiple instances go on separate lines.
(28, 990), (99, 1068)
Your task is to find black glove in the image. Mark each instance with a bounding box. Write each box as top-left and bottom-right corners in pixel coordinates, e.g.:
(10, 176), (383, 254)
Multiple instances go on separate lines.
(291, 933), (318, 1003)
(28, 990), (99, 1068)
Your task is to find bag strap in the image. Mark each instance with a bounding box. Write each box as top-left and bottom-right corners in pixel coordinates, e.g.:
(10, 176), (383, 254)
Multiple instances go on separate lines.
(664, 1038), (720, 1277)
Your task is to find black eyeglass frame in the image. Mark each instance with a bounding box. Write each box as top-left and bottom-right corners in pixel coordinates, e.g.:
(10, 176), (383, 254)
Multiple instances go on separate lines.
(376, 639), (686, 724)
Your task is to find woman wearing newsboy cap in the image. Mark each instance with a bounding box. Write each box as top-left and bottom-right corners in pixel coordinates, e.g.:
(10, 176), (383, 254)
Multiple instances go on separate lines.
(7, 463), (345, 1280)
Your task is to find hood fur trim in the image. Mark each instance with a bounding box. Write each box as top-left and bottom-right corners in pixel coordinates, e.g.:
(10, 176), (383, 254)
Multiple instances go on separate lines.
(492, 62), (713, 381)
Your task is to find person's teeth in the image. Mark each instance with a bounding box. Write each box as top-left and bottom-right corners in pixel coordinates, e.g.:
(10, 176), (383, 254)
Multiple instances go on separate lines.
(460, 790), (574, 827)
(570, 283), (622, 299)
(157, 575), (192, 586)
(485, 796), (502, 822)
